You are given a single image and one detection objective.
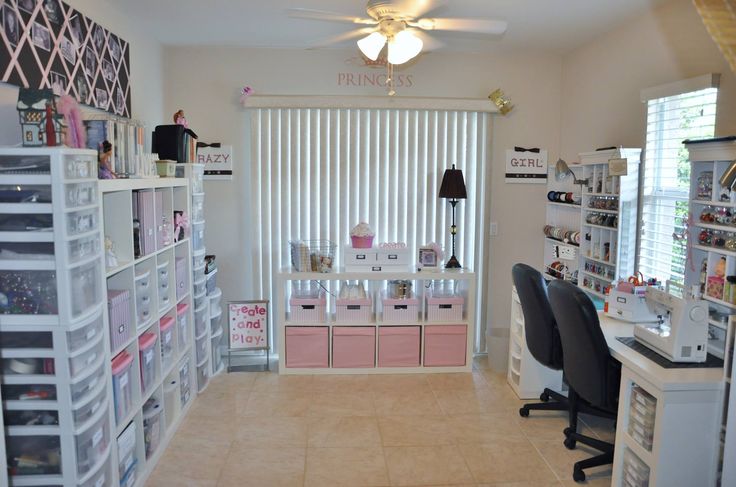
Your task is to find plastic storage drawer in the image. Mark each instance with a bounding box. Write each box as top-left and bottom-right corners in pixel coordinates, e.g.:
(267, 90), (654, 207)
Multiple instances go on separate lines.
(191, 193), (205, 222)
(177, 303), (189, 350)
(142, 398), (163, 459)
(68, 233), (101, 264)
(192, 221), (205, 251)
(197, 362), (209, 391)
(289, 295), (326, 322)
(194, 303), (208, 337)
(68, 334), (103, 378)
(206, 268), (217, 294)
(423, 325), (467, 366)
(211, 334), (223, 371)
(426, 294), (464, 322)
(72, 381), (107, 428)
(381, 292), (420, 323)
(111, 351), (134, 423)
(138, 333), (158, 394)
(5, 435), (62, 476)
(64, 153), (95, 179)
(378, 326), (420, 367)
(335, 297), (373, 323)
(285, 326), (329, 368)
(193, 277), (206, 297)
(80, 453), (111, 487)
(175, 257), (188, 300)
(332, 326), (375, 368)
(209, 287), (222, 309)
(75, 412), (109, 475)
(210, 308), (223, 336)
(64, 181), (97, 209)
(0, 270), (58, 315)
(195, 333), (208, 364)
(160, 316), (175, 371)
(157, 262), (171, 310)
(68, 310), (105, 354)
(69, 259), (103, 318)
(71, 363), (106, 402)
(193, 262), (206, 282)
(66, 206), (99, 236)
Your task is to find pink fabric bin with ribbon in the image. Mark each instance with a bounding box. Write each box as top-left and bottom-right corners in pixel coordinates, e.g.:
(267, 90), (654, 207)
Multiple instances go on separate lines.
(424, 325), (467, 367)
(285, 326), (329, 368)
(332, 326), (375, 368)
(378, 326), (420, 367)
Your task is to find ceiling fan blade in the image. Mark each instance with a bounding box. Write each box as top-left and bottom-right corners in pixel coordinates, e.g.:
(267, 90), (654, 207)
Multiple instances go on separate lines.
(400, 0), (442, 20)
(286, 8), (376, 25)
(417, 18), (508, 35)
(306, 27), (376, 50)
(411, 30), (445, 52)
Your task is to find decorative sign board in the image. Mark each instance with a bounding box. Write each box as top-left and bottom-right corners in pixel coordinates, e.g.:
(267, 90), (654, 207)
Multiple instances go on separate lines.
(0, 0), (131, 116)
(505, 149), (548, 183)
(197, 144), (233, 180)
(228, 300), (269, 350)
(608, 158), (629, 176)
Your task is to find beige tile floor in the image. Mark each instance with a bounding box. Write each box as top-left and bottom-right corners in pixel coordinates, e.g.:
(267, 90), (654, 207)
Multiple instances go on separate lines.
(147, 358), (614, 486)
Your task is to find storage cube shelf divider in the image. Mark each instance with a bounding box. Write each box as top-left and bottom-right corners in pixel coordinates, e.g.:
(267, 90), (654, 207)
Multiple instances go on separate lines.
(276, 268), (476, 374)
(682, 138), (736, 486)
(100, 176), (197, 487)
(0, 148), (111, 486)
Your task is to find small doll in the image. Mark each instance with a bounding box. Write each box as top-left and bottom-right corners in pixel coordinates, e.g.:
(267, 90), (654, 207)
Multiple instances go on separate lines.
(173, 211), (189, 242)
(98, 140), (116, 179)
(173, 109), (188, 128)
(104, 236), (118, 268)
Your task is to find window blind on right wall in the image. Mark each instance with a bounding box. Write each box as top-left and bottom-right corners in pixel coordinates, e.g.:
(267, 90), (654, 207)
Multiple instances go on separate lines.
(638, 87), (718, 284)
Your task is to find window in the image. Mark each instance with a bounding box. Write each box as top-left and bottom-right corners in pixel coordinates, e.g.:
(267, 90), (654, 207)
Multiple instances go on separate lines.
(638, 87), (718, 283)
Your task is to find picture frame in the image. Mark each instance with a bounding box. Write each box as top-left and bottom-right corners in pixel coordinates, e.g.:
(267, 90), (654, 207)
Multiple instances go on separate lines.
(418, 246), (438, 267)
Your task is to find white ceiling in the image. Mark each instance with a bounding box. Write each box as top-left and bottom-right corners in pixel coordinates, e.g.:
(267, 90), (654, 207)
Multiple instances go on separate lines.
(114, 0), (671, 53)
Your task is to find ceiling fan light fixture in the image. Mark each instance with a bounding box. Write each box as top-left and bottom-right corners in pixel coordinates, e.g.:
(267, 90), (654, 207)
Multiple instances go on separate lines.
(387, 29), (423, 64)
(357, 31), (387, 60)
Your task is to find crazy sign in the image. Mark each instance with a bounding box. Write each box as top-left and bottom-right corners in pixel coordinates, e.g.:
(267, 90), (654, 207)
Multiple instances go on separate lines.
(229, 301), (269, 350)
(505, 149), (548, 183)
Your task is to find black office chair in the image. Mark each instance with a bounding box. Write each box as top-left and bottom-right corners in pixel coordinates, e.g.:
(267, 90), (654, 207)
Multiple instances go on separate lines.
(547, 279), (621, 483)
(511, 263), (569, 416)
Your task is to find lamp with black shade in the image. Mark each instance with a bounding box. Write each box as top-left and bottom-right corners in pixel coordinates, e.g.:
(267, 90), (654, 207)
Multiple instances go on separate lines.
(438, 164), (467, 269)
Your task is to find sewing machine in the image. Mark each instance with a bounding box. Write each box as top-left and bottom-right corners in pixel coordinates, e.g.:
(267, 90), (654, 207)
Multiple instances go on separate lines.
(633, 285), (709, 363)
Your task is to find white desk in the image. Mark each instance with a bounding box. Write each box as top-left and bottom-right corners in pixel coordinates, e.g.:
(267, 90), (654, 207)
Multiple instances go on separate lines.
(598, 314), (723, 487)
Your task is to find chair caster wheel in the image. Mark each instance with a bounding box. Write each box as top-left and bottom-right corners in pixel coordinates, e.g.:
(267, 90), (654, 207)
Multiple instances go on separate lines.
(563, 427), (572, 437)
(573, 468), (585, 482)
(519, 407), (530, 417)
(540, 391), (550, 402)
(564, 437), (576, 450)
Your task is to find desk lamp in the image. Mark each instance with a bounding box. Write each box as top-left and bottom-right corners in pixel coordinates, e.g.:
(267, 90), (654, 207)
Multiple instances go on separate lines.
(439, 164), (467, 268)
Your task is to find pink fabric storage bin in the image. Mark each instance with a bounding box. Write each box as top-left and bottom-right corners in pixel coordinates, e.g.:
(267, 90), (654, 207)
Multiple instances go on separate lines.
(289, 294), (326, 322)
(335, 297), (373, 323)
(108, 290), (132, 352)
(426, 294), (464, 322)
(378, 326), (420, 367)
(382, 292), (419, 323)
(424, 325), (467, 367)
(332, 326), (375, 368)
(285, 326), (329, 368)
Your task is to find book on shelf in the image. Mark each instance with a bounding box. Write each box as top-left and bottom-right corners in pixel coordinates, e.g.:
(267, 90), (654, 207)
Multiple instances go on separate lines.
(84, 117), (145, 175)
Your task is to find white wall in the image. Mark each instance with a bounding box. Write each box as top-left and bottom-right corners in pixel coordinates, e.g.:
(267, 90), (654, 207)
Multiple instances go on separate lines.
(162, 46), (563, 358)
(0, 0), (165, 147)
(560, 0), (736, 159)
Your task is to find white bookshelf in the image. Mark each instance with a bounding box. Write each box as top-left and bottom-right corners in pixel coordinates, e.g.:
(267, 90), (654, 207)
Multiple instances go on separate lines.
(276, 268), (476, 374)
(100, 178), (196, 487)
(683, 137), (736, 485)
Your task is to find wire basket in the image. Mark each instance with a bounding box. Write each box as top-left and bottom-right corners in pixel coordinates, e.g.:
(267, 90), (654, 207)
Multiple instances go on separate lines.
(289, 240), (336, 273)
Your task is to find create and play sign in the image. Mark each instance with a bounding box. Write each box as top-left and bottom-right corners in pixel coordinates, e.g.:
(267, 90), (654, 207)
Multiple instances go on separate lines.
(229, 301), (268, 350)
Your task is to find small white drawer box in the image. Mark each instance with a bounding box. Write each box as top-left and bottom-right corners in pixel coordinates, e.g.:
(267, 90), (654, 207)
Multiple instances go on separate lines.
(344, 246), (376, 265)
(335, 297), (373, 323)
(426, 293), (464, 322)
(376, 247), (410, 265)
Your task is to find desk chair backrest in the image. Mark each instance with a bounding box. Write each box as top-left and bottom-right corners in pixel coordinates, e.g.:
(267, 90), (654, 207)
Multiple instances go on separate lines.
(511, 263), (563, 370)
(547, 279), (617, 409)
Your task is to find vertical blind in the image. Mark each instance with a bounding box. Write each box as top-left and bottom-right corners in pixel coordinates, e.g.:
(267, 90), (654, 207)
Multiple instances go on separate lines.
(248, 107), (491, 351)
(638, 88), (718, 283)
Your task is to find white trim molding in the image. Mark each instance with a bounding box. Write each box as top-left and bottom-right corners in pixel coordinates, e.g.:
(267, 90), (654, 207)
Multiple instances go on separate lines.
(243, 95), (498, 112)
(640, 73), (720, 102)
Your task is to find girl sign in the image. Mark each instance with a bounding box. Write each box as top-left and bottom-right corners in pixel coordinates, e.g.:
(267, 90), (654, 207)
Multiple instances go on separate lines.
(228, 300), (270, 371)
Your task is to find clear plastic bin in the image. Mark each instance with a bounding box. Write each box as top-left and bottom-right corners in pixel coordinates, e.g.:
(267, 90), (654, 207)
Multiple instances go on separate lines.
(194, 291), (207, 311)
(68, 233), (100, 264)
(117, 421), (137, 482)
(68, 311), (105, 353)
(211, 334), (223, 371)
(193, 262), (206, 283)
(75, 413), (109, 475)
(191, 193), (205, 222)
(0, 154), (51, 174)
(160, 316), (175, 371)
(64, 153), (95, 179)
(72, 381), (107, 427)
(80, 454), (111, 487)
(292, 280), (321, 298)
(195, 333), (208, 364)
(139, 333), (158, 394)
(143, 398), (163, 459)
(68, 335), (103, 378)
(66, 206), (99, 236)
(136, 290), (153, 326)
(194, 304), (208, 338)
(209, 287), (222, 310)
(193, 278), (206, 296)
(206, 269), (217, 294)
(175, 257), (188, 300)
(70, 259), (102, 318)
(64, 181), (97, 209)
(3, 408), (59, 426)
(177, 303), (189, 350)
(164, 378), (180, 430)
(6, 435), (61, 476)
(135, 270), (151, 292)
(71, 364), (105, 403)
(111, 351), (134, 423)
(0, 270), (58, 315)
(0, 184), (51, 203)
(192, 221), (205, 251)
(210, 309), (223, 336)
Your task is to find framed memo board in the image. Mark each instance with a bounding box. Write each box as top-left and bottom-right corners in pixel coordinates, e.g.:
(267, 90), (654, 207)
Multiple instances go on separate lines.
(227, 300), (270, 371)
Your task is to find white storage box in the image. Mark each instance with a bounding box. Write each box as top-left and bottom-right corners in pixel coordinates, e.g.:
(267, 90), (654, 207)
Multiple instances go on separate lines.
(335, 297), (373, 323)
(381, 290), (420, 323)
(343, 246), (411, 272)
(376, 247), (410, 265)
(426, 293), (464, 322)
(289, 294), (326, 322)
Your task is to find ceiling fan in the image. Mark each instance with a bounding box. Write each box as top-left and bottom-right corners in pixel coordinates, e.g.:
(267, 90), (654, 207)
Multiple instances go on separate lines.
(288, 0), (508, 65)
